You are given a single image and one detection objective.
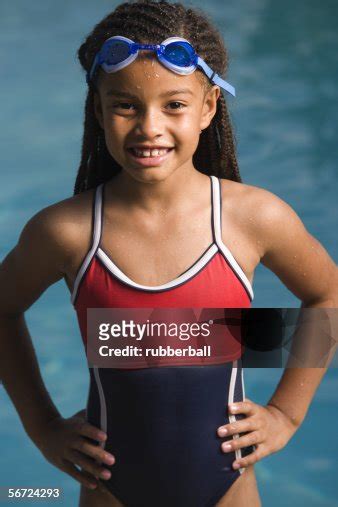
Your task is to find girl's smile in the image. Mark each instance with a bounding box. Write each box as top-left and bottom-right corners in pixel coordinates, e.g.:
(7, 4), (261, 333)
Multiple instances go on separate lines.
(126, 145), (174, 168)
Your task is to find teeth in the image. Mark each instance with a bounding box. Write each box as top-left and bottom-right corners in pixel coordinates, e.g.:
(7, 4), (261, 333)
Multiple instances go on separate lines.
(131, 148), (170, 158)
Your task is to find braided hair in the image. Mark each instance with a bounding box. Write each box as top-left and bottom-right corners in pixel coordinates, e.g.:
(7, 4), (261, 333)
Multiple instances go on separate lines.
(74, 0), (242, 195)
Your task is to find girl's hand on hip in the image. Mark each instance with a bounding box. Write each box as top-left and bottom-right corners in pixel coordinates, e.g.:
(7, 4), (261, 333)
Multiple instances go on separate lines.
(217, 398), (299, 470)
(35, 409), (115, 490)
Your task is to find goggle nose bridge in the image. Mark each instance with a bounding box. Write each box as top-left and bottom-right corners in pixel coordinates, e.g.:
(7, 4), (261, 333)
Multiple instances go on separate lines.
(132, 43), (162, 51)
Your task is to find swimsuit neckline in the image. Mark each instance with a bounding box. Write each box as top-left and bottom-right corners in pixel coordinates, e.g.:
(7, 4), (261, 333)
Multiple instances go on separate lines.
(95, 175), (217, 291)
(95, 242), (219, 291)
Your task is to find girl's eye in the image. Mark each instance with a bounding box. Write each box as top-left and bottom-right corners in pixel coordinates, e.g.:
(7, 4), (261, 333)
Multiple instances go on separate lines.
(167, 101), (186, 110)
(111, 101), (186, 112)
(112, 103), (136, 110)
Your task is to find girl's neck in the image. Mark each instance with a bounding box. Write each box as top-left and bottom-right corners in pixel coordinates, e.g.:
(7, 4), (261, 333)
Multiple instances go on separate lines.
(105, 164), (209, 213)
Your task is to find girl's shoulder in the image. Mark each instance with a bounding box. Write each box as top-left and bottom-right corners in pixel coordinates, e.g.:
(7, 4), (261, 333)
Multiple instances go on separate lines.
(18, 187), (96, 276)
(0, 188), (96, 316)
(220, 178), (337, 304)
(220, 177), (295, 213)
(219, 178), (308, 262)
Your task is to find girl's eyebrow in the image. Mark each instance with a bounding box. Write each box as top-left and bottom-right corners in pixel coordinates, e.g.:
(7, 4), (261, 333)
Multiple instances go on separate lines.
(105, 88), (194, 97)
(161, 89), (194, 97)
(106, 90), (136, 98)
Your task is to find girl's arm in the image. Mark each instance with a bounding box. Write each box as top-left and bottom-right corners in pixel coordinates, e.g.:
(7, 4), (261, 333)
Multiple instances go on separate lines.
(0, 203), (115, 489)
(0, 206), (71, 445)
(256, 189), (338, 428)
(218, 186), (338, 469)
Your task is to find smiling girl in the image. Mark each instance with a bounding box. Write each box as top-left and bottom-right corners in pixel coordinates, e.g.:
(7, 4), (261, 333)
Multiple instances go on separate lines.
(0, 1), (337, 506)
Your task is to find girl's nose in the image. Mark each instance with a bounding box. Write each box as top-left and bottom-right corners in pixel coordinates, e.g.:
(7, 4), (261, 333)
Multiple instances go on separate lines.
(136, 108), (164, 138)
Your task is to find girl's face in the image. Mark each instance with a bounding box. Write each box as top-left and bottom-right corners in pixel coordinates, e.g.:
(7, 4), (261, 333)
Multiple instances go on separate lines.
(94, 54), (220, 183)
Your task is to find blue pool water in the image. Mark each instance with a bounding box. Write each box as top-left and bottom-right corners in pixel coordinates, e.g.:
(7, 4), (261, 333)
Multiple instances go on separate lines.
(0, 0), (337, 505)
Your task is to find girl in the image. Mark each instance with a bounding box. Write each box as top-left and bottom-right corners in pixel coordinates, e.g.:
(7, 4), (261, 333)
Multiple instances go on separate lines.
(0, 1), (337, 506)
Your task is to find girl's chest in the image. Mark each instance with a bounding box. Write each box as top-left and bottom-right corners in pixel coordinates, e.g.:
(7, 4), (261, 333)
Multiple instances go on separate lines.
(66, 210), (259, 293)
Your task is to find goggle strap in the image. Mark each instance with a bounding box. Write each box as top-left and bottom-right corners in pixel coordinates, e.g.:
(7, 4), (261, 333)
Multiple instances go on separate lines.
(197, 57), (236, 97)
(212, 74), (236, 97)
(87, 53), (99, 84)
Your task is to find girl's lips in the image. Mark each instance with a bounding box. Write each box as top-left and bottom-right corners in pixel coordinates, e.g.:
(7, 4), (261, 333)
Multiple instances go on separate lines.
(126, 147), (174, 167)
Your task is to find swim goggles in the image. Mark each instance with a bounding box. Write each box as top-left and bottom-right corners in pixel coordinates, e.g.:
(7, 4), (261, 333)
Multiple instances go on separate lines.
(87, 35), (236, 97)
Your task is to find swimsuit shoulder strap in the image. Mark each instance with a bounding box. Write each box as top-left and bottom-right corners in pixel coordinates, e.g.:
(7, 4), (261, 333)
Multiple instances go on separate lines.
(70, 182), (104, 305)
(210, 175), (255, 301)
(92, 183), (104, 251)
(210, 175), (223, 246)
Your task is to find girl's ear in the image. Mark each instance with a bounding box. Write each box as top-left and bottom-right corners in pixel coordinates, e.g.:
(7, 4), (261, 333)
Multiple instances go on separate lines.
(94, 92), (104, 129)
(199, 85), (221, 131)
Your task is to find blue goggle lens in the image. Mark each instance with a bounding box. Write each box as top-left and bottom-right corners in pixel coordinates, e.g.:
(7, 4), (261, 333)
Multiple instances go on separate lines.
(163, 41), (195, 67)
(102, 40), (130, 65)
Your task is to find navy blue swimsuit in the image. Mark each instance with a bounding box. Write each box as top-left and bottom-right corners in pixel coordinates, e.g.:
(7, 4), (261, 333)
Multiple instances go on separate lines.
(87, 361), (254, 506)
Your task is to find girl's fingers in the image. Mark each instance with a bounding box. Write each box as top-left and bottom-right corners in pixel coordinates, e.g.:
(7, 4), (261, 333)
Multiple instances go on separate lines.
(217, 417), (258, 437)
(61, 459), (98, 490)
(71, 438), (115, 466)
(221, 430), (261, 454)
(66, 449), (112, 481)
(232, 444), (266, 470)
(75, 420), (107, 443)
(228, 398), (256, 416)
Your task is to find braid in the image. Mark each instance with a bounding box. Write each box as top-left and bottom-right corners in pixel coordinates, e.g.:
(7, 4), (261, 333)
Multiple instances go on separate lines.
(74, 0), (242, 195)
(214, 94), (242, 182)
